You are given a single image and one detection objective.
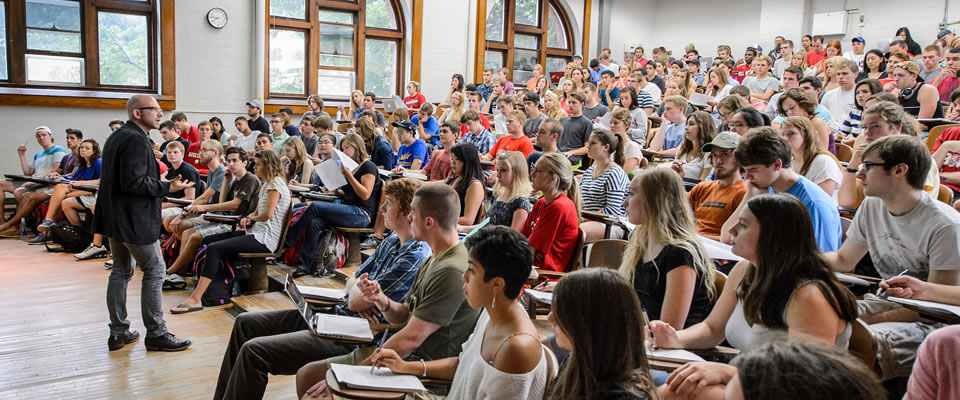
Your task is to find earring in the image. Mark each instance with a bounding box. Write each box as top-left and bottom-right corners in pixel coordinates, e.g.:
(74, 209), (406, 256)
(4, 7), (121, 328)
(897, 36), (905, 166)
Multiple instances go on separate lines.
(491, 293), (497, 310)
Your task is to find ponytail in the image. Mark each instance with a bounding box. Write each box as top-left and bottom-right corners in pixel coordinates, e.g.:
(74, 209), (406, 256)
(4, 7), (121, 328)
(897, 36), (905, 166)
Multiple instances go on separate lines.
(592, 129), (624, 166)
(539, 152), (583, 222)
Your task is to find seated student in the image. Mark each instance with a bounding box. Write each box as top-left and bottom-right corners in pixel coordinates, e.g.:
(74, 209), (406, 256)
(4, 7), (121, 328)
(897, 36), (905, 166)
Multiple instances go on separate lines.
(609, 107), (644, 173)
(892, 61), (944, 121)
(281, 136), (315, 188)
(298, 115), (318, 159)
(33, 139), (102, 241)
(231, 117), (258, 154)
(729, 85), (767, 112)
(300, 94), (331, 124)
(726, 340), (885, 400)
(934, 139), (960, 196)
(158, 141), (200, 220)
(0, 127), (66, 229)
(558, 93), (592, 165)
(183, 120), (215, 175)
(466, 91), (494, 131)
(598, 69), (621, 107)
(740, 55), (780, 102)
(163, 146), (260, 286)
(392, 120), (430, 172)
(579, 82), (611, 122)
(647, 96), (689, 158)
(169, 150), (291, 314)
(482, 77), (507, 116)
(781, 116), (842, 196)
(55, 128), (81, 178)
(268, 113), (291, 154)
(295, 183), (482, 399)
(548, 268), (660, 399)
(461, 151), (532, 233)
(460, 109), (497, 155)
(776, 88), (834, 154)
(838, 101), (940, 208)
(170, 111), (199, 144)
(688, 132), (747, 241)
(934, 47), (960, 103)
(278, 107), (300, 137)
(838, 79), (883, 141)
(580, 129), (629, 243)
(212, 178), (429, 400)
(904, 324), (960, 400)
(715, 95), (751, 133)
(819, 59), (859, 130)
(411, 103), (441, 148)
(705, 67), (734, 109)
(491, 94), (516, 138)
(825, 134), (960, 380)
(156, 121), (189, 168)
(524, 153), (581, 272)
(287, 133), (381, 277)
(542, 91), (568, 120)
(655, 80), (696, 117)
(522, 92), (546, 138)
(403, 81), (428, 114)
(369, 226), (547, 399)
(439, 91), (467, 128)
(445, 142), (486, 226)
(414, 122), (459, 182)
(358, 92), (388, 128)
(353, 117), (393, 170)
(652, 193), (858, 400)
(526, 117), (562, 168)
(337, 90), (364, 122)
(483, 110), (535, 162)
(728, 107), (772, 139)
(723, 127), (841, 252)
(620, 168), (716, 329)
(669, 111), (717, 181)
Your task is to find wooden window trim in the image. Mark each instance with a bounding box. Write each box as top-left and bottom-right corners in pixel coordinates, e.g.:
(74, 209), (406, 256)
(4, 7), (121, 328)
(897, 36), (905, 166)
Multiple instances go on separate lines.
(477, 0), (574, 83)
(0, 0), (176, 109)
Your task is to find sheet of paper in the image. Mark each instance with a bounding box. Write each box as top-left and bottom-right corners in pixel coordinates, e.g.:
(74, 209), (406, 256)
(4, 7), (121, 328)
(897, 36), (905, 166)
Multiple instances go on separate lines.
(314, 313), (375, 340)
(288, 185), (309, 192)
(698, 235), (742, 261)
(331, 363), (427, 392)
(297, 285), (347, 301)
(402, 171), (428, 181)
(332, 148), (359, 171)
(889, 297), (960, 317)
(524, 288), (553, 305)
(594, 112), (612, 130)
(689, 92), (715, 107)
(315, 160), (349, 190)
(834, 272), (871, 286)
(648, 347), (706, 363)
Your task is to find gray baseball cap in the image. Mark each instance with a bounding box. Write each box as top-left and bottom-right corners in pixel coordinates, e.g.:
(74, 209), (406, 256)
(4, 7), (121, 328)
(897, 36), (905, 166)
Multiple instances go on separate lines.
(702, 131), (740, 152)
(246, 99), (263, 109)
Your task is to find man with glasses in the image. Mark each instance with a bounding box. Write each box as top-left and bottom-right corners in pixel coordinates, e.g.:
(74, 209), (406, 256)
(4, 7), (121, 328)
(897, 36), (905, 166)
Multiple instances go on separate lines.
(627, 71), (659, 114)
(269, 113), (290, 154)
(687, 132), (746, 242)
(824, 135), (960, 381)
(94, 95), (194, 352)
(934, 47), (960, 102)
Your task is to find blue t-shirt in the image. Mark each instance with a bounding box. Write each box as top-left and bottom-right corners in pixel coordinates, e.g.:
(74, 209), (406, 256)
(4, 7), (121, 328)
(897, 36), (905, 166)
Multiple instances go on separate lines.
(662, 122), (686, 151)
(284, 124), (300, 137)
(68, 158), (102, 181)
(410, 115), (440, 146)
(396, 139), (429, 169)
(782, 176), (842, 252)
(599, 87), (621, 107)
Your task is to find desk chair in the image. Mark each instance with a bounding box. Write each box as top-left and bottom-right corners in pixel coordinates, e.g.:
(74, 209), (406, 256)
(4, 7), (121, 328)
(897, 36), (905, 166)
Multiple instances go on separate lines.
(238, 202), (294, 293)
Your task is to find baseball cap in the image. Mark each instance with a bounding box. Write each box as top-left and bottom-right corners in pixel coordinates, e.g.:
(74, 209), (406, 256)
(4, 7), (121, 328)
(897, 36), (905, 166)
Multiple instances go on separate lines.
(938, 29), (954, 39)
(523, 92), (541, 104)
(35, 126), (51, 134)
(391, 120), (416, 131)
(748, 44), (762, 53)
(852, 36), (865, 43)
(572, 54), (583, 60)
(246, 99), (263, 109)
(685, 58), (700, 66)
(702, 131), (741, 152)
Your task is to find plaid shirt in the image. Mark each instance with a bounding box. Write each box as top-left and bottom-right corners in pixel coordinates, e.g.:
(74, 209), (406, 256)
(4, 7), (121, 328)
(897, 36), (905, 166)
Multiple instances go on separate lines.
(461, 128), (497, 155)
(335, 234), (431, 320)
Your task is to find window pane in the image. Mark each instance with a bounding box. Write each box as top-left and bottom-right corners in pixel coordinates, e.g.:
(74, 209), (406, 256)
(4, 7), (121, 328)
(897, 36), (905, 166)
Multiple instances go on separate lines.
(318, 23), (354, 67)
(365, 0), (397, 30)
(0, 3), (7, 80)
(98, 12), (148, 86)
(514, 0), (539, 26)
(26, 0), (81, 53)
(269, 29), (306, 94)
(545, 56), (567, 87)
(26, 54), (83, 85)
(317, 69), (356, 98)
(270, 0), (305, 19)
(364, 39), (397, 98)
(514, 34), (538, 50)
(484, 50), (503, 71)
(485, 0), (504, 42)
(318, 9), (353, 24)
(513, 49), (538, 84)
(546, 5), (567, 49)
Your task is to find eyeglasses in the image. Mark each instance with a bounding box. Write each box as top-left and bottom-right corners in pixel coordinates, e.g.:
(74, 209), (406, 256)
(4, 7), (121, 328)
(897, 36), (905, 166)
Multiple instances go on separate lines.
(860, 161), (894, 172)
(137, 106), (162, 113)
(319, 140), (335, 145)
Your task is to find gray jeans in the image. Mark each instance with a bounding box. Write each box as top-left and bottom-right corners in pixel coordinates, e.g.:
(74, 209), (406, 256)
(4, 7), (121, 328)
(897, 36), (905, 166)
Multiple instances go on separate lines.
(859, 294), (945, 380)
(106, 238), (167, 339)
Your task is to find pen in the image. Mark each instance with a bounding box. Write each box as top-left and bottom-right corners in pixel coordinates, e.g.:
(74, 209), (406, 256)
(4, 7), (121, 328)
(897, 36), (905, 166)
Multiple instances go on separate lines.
(371, 327), (389, 373)
(876, 270), (909, 297)
(642, 310), (658, 350)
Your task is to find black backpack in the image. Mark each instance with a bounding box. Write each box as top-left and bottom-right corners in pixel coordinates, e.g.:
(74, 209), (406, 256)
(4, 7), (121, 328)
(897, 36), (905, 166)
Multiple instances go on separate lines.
(192, 244), (250, 306)
(45, 220), (93, 253)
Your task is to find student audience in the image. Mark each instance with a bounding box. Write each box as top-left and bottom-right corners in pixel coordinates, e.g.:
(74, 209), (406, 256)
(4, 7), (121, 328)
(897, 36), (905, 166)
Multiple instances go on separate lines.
(647, 96), (690, 157)
(670, 110), (717, 181)
(414, 122), (459, 182)
(776, 88), (834, 154)
(558, 92), (592, 164)
(891, 60), (945, 120)
(281, 136), (315, 187)
(616, 87), (650, 145)
(392, 120), (430, 171)
(839, 78), (883, 140)
(462, 151), (532, 234)
(460, 109), (497, 155)
(33, 138), (102, 241)
(483, 110), (535, 161)
(609, 107), (644, 173)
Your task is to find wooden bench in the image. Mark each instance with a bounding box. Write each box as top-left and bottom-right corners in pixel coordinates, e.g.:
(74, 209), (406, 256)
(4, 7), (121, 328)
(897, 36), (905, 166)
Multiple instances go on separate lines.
(237, 203), (294, 294)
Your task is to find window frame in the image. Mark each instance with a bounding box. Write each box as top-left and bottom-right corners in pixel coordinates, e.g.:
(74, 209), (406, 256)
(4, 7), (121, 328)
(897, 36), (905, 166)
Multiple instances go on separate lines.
(266, 0), (405, 103)
(481, 0), (574, 83)
(0, 0), (175, 109)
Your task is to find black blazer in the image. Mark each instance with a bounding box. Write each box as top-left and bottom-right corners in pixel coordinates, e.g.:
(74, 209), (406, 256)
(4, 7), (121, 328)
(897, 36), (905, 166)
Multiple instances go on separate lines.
(93, 121), (171, 245)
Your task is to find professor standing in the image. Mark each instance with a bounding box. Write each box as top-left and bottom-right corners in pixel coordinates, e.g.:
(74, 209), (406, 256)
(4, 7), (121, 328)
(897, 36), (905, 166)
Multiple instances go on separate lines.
(94, 94), (193, 352)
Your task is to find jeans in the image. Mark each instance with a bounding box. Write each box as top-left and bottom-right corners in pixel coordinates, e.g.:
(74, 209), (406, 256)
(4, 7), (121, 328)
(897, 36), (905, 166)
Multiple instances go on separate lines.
(286, 201), (370, 270)
(106, 238), (167, 338)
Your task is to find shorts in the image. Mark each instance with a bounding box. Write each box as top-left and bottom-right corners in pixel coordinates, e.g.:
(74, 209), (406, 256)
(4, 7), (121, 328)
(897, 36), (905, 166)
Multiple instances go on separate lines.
(188, 217), (234, 238)
(76, 193), (97, 211)
(34, 185), (57, 196)
(161, 207), (184, 219)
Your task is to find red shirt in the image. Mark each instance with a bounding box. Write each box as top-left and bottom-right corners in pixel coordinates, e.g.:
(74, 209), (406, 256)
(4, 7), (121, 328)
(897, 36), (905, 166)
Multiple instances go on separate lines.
(157, 158), (168, 175)
(179, 125), (199, 144)
(731, 64), (751, 84)
(807, 49), (828, 66)
(522, 194), (580, 272)
(938, 75), (960, 102)
(183, 142), (209, 175)
(489, 135), (534, 159)
(423, 149), (452, 181)
(940, 148), (960, 193)
(403, 94), (427, 116)
(933, 127), (960, 153)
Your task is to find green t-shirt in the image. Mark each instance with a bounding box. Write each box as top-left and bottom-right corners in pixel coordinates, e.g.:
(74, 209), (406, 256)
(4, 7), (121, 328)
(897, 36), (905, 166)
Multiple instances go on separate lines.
(405, 242), (480, 361)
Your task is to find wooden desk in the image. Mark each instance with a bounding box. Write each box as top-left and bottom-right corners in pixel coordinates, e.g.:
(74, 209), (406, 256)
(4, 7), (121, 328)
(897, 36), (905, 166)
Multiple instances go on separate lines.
(581, 210), (625, 239)
(4, 174), (62, 186)
(71, 183), (99, 192)
(325, 369), (406, 400)
(165, 197), (194, 206)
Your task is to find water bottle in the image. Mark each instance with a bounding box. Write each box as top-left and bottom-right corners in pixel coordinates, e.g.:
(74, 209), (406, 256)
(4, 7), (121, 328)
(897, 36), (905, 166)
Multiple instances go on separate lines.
(19, 218), (27, 241)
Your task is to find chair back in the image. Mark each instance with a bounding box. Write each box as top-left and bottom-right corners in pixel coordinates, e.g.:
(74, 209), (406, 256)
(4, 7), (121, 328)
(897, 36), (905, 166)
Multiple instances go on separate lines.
(272, 200), (295, 253)
(336, 122), (354, 133)
(835, 143), (853, 163)
(840, 217), (853, 242)
(848, 318), (878, 370)
(585, 239), (628, 269)
(938, 184), (954, 205)
(926, 124), (960, 152)
(565, 228), (586, 272)
(541, 344), (560, 400)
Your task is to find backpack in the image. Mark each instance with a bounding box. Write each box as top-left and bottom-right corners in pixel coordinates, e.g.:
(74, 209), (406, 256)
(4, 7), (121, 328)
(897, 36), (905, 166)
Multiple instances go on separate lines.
(45, 220), (93, 253)
(281, 207), (308, 266)
(313, 229), (348, 276)
(192, 244), (249, 306)
(160, 235), (180, 269)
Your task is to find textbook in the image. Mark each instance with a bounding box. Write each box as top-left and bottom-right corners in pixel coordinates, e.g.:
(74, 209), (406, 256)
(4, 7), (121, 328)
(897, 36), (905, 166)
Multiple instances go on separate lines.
(331, 364), (427, 392)
(297, 285), (347, 302)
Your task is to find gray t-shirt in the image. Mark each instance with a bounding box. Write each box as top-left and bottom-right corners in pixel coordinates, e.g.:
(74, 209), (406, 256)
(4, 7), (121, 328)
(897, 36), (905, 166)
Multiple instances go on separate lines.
(250, 176), (292, 252)
(205, 164), (225, 204)
(558, 115), (592, 153)
(582, 103), (610, 121)
(741, 76), (781, 95)
(920, 67), (943, 83)
(523, 113), (546, 138)
(847, 195), (960, 280)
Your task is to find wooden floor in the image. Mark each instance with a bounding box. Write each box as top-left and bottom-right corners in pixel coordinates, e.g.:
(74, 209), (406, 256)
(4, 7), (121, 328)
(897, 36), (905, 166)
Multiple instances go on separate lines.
(0, 239), (297, 399)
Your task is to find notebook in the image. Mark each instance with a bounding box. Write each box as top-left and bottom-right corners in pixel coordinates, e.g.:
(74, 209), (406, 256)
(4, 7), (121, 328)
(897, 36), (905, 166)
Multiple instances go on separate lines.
(284, 275), (375, 341)
(330, 363), (427, 392)
(889, 297), (960, 318)
(298, 285), (347, 302)
(524, 288), (553, 305)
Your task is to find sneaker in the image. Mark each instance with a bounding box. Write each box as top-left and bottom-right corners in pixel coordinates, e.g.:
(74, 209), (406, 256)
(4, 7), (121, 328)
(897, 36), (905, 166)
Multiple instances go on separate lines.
(162, 274), (187, 290)
(37, 219), (55, 232)
(75, 244), (108, 260)
(108, 330), (140, 351)
(104, 259), (113, 270)
(28, 232), (48, 245)
(359, 235), (382, 250)
(144, 332), (191, 352)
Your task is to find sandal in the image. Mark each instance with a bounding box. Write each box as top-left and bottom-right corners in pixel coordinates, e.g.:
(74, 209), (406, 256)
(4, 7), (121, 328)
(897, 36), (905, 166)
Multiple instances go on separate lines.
(170, 303), (203, 314)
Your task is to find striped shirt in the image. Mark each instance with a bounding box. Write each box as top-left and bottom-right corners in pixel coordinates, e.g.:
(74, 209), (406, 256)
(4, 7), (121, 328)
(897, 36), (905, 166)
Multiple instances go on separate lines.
(334, 234), (431, 320)
(839, 109), (863, 137)
(580, 164), (629, 216)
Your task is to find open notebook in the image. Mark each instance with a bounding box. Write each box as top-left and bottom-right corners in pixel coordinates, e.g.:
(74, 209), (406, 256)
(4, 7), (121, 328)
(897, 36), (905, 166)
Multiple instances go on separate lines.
(331, 364), (427, 392)
(297, 285), (347, 302)
(889, 297), (960, 318)
(284, 275), (374, 341)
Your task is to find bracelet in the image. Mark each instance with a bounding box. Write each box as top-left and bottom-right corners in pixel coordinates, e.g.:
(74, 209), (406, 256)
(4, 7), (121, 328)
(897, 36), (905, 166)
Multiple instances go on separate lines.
(420, 360), (427, 377)
(380, 297), (390, 313)
(845, 167), (859, 173)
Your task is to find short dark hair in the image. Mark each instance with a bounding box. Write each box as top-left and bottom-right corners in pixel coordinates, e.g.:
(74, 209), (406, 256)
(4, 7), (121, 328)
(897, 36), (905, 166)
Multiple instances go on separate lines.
(65, 128), (83, 139)
(798, 75), (823, 91)
(279, 107), (293, 116)
(589, 59), (600, 68)
(950, 47), (960, 55)
(271, 113), (283, 119)
(170, 111), (187, 122)
(890, 39), (909, 49)
(440, 121), (461, 136)
(735, 127), (793, 168)
(601, 70), (615, 78)
(812, 35), (824, 42)
(234, 116), (247, 123)
(465, 225), (534, 299)
(225, 146), (248, 162)
(688, 49), (699, 56)
(863, 135), (931, 190)
(364, 91), (376, 101)
(108, 120), (123, 127)
(745, 48), (757, 56)
(783, 66), (804, 80)
(159, 120), (176, 131)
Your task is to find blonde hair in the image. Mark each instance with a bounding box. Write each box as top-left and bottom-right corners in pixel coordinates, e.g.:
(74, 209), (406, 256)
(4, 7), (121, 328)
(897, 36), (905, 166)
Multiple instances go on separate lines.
(448, 92), (467, 124)
(339, 133), (370, 168)
(537, 153), (581, 221)
(618, 168), (716, 300)
(494, 151), (533, 201)
(348, 90), (364, 117)
(255, 150), (285, 183)
(822, 56), (845, 87)
(543, 91), (568, 120)
(283, 136), (309, 181)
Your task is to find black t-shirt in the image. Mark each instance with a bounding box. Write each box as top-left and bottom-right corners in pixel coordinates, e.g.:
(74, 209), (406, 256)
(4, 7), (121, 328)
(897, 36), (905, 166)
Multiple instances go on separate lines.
(226, 172), (261, 216)
(248, 116), (270, 135)
(342, 160), (381, 217)
(632, 243), (710, 328)
(159, 137), (190, 168)
(164, 162), (200, 199)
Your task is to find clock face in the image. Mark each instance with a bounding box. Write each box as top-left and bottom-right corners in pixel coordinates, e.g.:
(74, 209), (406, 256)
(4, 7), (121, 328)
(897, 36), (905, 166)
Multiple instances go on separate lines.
(207, 8), (227, 29)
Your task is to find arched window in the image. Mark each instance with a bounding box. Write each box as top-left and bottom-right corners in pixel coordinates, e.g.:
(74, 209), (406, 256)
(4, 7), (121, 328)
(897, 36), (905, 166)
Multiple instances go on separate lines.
(268, 0), (404, 100)
(482, 0), (574, 86)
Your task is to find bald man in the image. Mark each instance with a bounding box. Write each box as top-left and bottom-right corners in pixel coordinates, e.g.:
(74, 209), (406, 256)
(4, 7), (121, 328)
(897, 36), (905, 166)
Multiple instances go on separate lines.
(94, 94), (193, 352)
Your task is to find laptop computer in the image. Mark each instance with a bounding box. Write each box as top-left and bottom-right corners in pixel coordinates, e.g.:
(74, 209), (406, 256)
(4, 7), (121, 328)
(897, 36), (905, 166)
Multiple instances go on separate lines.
(283, 275), (375, 341)
(383, 95), (405, 114)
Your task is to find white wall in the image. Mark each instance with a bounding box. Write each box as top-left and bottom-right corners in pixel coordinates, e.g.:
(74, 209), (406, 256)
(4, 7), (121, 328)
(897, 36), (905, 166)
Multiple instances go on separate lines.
(607, 0), (655, 62)
(419, 0), (472, 101)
